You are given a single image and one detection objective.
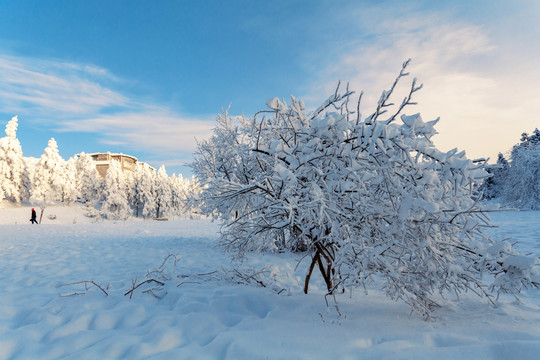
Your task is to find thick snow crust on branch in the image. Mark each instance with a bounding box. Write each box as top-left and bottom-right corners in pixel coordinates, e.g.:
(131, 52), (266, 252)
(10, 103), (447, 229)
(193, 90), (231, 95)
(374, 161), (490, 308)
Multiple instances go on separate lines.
(191, 61), (539, 316)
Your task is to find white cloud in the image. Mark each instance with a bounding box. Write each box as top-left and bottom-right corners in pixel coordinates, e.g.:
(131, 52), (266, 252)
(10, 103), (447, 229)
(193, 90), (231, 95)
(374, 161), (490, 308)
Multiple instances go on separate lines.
(0, 54), (127, 115)
(0, 54), (214, 165)
(58, 107), (214, 156)
(303, 6), (540, 161)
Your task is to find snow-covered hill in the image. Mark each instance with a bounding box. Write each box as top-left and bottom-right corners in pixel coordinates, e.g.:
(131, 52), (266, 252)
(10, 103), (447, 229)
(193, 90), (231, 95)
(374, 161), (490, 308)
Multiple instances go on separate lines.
(1, 204), (539, 359)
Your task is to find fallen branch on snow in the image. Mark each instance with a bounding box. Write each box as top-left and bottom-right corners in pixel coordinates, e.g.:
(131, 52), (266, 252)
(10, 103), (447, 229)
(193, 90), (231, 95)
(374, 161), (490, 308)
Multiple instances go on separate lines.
(124, 277), (165, 299)
(59, 280), (110, 297)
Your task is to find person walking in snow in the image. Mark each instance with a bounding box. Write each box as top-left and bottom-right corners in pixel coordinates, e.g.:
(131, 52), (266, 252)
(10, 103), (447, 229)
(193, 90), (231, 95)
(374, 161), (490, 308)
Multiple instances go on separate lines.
(30, 208), (38, 224)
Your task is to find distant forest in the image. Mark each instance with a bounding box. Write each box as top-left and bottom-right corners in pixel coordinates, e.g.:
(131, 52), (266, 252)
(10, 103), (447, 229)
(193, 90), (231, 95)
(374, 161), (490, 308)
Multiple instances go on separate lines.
(480, 128), (540, 210)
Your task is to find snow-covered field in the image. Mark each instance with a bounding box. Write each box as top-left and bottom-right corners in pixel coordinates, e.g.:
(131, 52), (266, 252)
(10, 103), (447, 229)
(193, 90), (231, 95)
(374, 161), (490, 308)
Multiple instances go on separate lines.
(1, 203), (539, 359)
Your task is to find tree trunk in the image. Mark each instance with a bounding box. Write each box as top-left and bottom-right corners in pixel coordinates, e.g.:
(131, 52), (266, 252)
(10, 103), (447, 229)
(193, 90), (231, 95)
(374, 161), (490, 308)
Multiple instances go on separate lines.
(303, 245), (335, 294)
(304, 252), (320, 294)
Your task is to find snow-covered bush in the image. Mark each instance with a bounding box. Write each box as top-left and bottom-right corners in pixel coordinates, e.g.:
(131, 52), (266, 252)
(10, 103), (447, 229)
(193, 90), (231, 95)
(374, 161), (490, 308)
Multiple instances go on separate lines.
(191, 60), (539, 316)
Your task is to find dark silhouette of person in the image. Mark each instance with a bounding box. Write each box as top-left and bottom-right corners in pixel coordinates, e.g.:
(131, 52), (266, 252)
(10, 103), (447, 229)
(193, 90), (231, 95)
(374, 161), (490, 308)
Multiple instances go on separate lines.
(30, 208), (38, 224)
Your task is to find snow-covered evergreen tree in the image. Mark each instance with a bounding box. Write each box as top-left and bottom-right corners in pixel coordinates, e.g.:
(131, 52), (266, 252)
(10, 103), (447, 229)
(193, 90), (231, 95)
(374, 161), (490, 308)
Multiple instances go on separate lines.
(22, 157), (36, 202)
(130, 162), (156, 218)
(75, 153), (101, 206)
(154, 165), (173, 219)
(169, 174), (182, 215)
(101, 159), (130, 219)
(30, 138), (65, 207)
(167, 173), (202, 217)
(182, 175), (203, 216)
(0, 116), (28, 202)
(480, 153), (509, 200)
(126, 169), (136, 213)
(170, 173), (192, 216)
(191, 60), (539, 316)
(503, 129), (540, 209)
(61, 157), (79, 204)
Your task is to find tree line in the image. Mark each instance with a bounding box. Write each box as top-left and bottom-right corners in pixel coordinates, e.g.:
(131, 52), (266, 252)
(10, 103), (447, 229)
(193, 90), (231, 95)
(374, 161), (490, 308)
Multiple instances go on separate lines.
(0, 116), (200, 220)
(481, 129), (540, 210)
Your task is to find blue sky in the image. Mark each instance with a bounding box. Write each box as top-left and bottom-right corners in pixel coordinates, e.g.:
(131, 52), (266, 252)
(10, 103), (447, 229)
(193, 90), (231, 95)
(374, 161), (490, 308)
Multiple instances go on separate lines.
(0, 0), (539, 176)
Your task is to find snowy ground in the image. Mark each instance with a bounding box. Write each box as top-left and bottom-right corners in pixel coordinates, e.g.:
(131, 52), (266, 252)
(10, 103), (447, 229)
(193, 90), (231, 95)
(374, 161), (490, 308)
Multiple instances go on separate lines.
(1, 203), (539, 359)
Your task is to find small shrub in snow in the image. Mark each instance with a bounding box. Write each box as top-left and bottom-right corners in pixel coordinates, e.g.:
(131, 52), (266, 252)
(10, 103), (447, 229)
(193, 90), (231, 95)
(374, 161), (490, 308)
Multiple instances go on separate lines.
(191, 60), (540, 316)
(123, 254), (289, 300)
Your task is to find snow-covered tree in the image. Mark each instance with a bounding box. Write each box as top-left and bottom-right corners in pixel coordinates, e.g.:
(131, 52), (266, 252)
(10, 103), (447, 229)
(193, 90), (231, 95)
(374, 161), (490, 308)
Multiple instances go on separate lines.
(170, 173), (194, 216)
(130, 162), (156, 218)
(23, 157), (38, 200)
(502, 129), (540, 209)
(182, 175), (203, 216)
(30, 138), (65, 208)
(0, 116), (28, 202)
(480, 153), (509, 200)
(75, 153), (101, 206)
(191, 60), (539, 316)
(61, 157), (79, 204)
(169, 174), (182, 215)
(154, 165), (173, 218)
(101, 159), (130, 219)
(126, 169), (136, 212)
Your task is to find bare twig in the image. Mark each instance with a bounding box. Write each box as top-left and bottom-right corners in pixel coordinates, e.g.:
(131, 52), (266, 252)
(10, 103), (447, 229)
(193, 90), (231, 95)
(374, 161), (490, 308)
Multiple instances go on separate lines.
(124, 278), (165, 299)
(59, 292), (86, 297)
(177, 281), (202, 287)
(158, 254), (180, 269)
(59, 280), (109, 297)
(232, 269), (267, 287)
